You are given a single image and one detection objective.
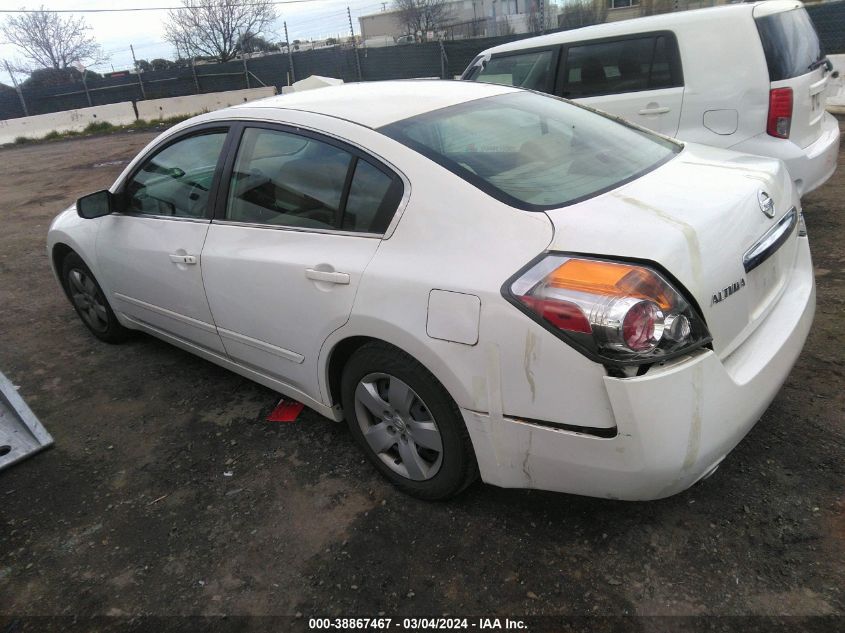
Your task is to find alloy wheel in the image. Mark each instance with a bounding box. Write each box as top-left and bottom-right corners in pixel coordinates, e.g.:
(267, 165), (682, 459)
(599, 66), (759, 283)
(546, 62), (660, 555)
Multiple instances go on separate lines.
(354, 372), (444, 481)
(68, 268), (109, 333)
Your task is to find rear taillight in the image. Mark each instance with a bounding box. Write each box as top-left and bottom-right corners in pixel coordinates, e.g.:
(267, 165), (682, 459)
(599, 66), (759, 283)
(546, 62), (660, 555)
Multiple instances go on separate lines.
(506, 255), (710, 365)
(767, 88), (793, 139)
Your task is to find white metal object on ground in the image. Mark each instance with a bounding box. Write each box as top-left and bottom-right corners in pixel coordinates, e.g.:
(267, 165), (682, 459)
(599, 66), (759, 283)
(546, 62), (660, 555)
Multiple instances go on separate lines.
(0, 371), (53, 471)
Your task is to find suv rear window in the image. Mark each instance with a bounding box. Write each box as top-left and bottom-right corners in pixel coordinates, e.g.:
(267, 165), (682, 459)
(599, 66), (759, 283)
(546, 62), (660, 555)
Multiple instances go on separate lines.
(756, 8), (823, 81)
(380, 91), (679, 211)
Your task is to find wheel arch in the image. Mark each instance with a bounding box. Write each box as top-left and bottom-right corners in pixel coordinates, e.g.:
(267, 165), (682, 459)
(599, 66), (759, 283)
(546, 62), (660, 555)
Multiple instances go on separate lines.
(51, 242), (77, 297)
(320, 322), (475, 416)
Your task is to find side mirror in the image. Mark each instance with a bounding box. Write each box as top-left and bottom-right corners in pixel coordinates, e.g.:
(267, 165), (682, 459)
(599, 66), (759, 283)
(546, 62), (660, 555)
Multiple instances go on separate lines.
(76, 190), (115, 219)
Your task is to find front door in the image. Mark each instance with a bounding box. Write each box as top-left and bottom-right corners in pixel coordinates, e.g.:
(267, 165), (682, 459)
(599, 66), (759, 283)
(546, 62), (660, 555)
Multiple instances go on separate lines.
(96, 129), (230, 353)
(200, 125), (404, 401)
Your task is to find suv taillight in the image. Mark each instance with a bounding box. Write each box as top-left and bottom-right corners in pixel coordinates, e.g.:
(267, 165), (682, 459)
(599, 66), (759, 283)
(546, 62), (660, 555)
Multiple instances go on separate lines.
(505, 255), (711, 365)
(767, 88), (793, 139)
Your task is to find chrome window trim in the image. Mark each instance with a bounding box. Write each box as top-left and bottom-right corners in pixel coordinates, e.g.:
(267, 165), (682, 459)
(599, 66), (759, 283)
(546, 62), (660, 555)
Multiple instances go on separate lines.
(743, 207), (798, 273)
(112, 212), (212, 224)
(110, 115), (413, 238)
(211, 218), (382, 239)
(204, 114), (412, 239)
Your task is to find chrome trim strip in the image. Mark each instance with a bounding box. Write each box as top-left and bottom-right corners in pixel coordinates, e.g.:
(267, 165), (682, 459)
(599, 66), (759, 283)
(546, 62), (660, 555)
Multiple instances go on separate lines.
(113, 293), (218, 333)
(113, 212), (211, 224)
(217, 327), (305, 364)
(743, 207), (798, 274)
(211, 219), (381, 238)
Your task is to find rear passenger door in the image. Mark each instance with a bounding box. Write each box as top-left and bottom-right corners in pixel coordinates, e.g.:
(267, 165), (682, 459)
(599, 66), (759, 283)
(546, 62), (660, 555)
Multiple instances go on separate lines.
(558, 33), (684, 137)
(199, 124), (404, 401)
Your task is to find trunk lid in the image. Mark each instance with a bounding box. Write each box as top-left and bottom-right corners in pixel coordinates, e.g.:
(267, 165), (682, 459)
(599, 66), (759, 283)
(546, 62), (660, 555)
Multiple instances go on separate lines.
(754, 4), (829, 149)
(543, 143), (801, 359)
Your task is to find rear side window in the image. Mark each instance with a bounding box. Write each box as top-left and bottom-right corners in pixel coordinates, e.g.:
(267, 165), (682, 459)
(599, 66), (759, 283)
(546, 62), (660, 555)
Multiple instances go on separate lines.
(225, 127), (402, 233)
(475, 49), (556, 92)
(755, 8), (823, 81)
(562, 34), (681, 98)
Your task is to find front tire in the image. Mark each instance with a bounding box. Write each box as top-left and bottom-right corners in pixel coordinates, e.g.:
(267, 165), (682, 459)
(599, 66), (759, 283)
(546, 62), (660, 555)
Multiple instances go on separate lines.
(341, 342), (478, 500)
(61, 252), (128, 344)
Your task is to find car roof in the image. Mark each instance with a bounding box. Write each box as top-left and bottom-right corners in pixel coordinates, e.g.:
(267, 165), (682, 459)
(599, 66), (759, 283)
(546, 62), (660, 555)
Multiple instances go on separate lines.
(480, 0), (801, 56)
(219, 79), (518, 129)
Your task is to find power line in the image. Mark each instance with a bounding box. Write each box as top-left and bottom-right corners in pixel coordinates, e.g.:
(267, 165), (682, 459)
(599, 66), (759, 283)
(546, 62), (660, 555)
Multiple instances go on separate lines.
(0, 1), (338, 14)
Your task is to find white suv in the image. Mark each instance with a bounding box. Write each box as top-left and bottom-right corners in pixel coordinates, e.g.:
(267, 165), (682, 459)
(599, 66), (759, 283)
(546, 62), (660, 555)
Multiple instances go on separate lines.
(462, 0), (839, 196)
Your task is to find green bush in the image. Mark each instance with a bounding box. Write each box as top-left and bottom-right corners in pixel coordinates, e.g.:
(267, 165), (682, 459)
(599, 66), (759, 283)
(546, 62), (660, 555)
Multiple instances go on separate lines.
(83, 120), (115, 134)
(43, 130), (62, 140)
(13, 136), (31, 145)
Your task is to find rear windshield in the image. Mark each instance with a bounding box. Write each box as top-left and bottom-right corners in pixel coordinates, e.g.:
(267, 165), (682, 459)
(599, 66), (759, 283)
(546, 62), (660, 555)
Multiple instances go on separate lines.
(755, 8), (823, 81)
(380, 91), (679, 211)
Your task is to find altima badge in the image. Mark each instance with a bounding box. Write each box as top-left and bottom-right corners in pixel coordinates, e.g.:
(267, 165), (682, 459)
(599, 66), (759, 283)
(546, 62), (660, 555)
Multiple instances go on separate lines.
(711, 278), (746, 305)
(758, 190), (775, 218)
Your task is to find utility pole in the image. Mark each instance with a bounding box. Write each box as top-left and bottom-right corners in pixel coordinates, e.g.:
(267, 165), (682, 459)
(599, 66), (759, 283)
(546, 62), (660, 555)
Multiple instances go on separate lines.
(81, 68), (92, 107)
(239, 31), (251, 89)
(4, 60), (28, 117)
(129, 44), (146, 100)
(191, 56), (200, 94)
(284, 21), (296, 84)
(539, 0), (545, 35)
(347, 6), (362, 82)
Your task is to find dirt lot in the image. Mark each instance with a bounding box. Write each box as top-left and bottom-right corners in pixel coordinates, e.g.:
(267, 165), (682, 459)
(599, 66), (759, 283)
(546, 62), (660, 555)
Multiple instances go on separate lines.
(0, 126), (843, 630)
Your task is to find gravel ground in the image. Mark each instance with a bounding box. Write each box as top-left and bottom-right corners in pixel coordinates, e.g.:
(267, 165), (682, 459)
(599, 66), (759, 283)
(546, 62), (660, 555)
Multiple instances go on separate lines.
(0, 125), (842, 632)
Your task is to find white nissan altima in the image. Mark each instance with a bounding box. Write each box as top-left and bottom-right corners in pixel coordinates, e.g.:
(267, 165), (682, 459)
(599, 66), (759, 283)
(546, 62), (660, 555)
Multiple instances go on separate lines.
(47, 80), (815, 501)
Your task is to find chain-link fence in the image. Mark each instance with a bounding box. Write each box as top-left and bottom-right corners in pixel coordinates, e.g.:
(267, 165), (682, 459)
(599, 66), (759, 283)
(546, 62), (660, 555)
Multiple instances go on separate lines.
(2, 0), (844, 121)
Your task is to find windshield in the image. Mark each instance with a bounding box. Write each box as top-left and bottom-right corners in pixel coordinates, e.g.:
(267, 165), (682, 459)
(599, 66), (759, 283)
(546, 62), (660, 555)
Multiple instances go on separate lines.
(380, 91), (680, 210)
(756, 8), (823, 81)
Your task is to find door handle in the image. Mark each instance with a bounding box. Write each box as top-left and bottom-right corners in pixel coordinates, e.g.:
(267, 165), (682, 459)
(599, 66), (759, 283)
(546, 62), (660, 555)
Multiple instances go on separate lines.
(169, 254), (197, 265)
(638, 106), (670, 115)
(305, 268), (350, 285)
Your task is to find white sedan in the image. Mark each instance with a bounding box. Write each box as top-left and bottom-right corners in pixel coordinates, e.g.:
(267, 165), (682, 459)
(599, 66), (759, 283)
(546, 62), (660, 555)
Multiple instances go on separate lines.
(47, 81), (815, 501)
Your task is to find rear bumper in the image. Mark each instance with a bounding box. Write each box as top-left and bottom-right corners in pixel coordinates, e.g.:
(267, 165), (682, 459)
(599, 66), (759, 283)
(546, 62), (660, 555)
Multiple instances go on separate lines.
(463, 238), (815, 500)
(730, 112), (840, 196)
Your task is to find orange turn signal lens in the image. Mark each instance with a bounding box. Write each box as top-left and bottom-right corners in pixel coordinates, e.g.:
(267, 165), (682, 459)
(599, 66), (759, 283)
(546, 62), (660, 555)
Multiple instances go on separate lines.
(546, 259), (673, 310)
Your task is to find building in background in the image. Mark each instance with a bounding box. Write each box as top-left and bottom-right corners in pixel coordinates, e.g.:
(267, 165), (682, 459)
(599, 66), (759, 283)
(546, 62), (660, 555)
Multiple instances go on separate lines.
(359, 0), (558, 43)
(603, 0), (732, 23)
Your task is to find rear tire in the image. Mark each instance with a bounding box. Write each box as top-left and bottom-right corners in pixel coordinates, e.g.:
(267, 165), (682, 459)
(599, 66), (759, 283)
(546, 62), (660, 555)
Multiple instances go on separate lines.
(341, 342), (478, 500)
(61, 252), (128, 344)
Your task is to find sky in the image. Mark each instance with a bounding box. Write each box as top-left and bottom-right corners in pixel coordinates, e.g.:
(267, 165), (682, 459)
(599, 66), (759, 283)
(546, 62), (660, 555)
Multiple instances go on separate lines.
(0, 0), (400, 85)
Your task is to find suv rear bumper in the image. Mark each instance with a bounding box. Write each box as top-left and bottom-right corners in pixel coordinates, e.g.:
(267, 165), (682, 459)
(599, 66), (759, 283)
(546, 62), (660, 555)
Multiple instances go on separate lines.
(462, 237), (815, 500)
(730, 112), (840, 196)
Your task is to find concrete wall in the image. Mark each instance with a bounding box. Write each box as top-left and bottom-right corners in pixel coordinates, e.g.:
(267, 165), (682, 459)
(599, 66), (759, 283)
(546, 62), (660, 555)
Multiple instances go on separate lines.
(0, 87), (278, 145)
(136, 87), (276, 121)
(0, 102), (136, 145)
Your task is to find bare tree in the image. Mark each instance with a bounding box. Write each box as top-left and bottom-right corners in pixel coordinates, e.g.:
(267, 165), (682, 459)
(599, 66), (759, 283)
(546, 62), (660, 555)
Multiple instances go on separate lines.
(392, 0), (451, 40)
(1, 5), (100, 71)
(165, 0), (277, 63)
(558, 0), (608, 30)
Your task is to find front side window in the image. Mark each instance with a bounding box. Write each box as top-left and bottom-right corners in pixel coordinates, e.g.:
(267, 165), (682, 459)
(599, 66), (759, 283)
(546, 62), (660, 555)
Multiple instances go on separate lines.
(226, 127), (402, 233)
(124, 131), (227, 218)
(562, 35), (680, 98)
(381, 91), (679, 210)
(474, 50), (555, 92)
